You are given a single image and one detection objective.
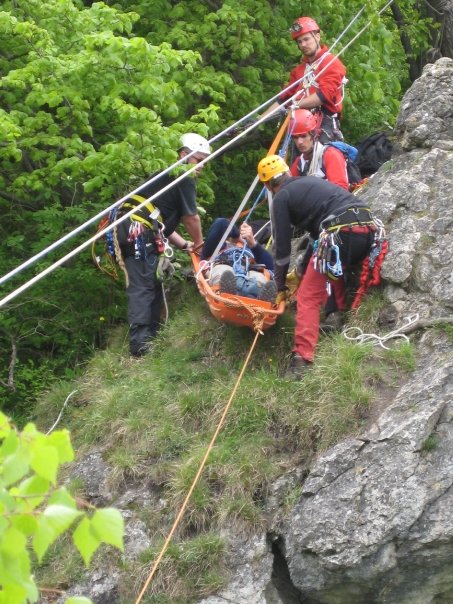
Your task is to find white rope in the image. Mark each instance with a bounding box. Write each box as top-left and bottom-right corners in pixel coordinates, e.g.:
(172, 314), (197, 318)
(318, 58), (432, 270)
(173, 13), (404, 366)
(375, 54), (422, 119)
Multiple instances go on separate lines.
(0, 3), (371, 292)
(207, 175), (261, 265)
(46, 389), (78, 435)
(0, 1), (391, 307)
(342, 314), (419, 350)
(308, 141), (325, 176)
(0, 140), (260, 308)
(253, 220), (271, 242)
(161, 281), (169, 325)
(196, 259), (211, 281)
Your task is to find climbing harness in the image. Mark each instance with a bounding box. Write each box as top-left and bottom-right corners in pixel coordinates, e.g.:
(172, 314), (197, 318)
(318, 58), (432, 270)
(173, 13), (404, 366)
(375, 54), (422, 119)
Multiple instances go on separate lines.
(92, 194), (173, 286)
(311, 207), (387, 298)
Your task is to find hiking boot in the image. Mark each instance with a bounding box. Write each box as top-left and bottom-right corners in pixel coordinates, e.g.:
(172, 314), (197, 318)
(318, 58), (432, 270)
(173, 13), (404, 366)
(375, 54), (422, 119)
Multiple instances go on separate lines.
(258, 280), (277, 303)
(284, 353), (312, 381)
(219, 269), (237, 294)
(320, 311), (344, 334)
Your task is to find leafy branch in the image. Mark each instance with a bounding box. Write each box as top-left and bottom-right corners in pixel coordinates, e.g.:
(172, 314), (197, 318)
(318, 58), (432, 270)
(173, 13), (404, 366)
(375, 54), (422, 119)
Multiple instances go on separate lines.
(0, 413), (124, 604)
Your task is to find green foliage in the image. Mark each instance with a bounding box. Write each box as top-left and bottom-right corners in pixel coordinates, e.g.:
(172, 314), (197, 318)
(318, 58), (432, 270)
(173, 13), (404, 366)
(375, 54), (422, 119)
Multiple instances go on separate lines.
(0, 413), (124, 604)
(0, 0), (220, 416)
(0, 0), (434, 422)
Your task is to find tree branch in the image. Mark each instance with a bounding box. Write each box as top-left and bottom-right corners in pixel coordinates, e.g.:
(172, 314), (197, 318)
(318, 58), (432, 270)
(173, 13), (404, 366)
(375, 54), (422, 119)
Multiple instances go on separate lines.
(390, 2), (421, 82)
(0, 189), (35, 209)
(0, 331), (17, 391)
(399, 316), (453, 335)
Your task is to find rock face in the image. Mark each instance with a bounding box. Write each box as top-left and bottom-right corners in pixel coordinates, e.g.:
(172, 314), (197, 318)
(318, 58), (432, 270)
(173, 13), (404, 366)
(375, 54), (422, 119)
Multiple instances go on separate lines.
(285, 336), (453, 603)
(396, 58), (453, 150)
(58, 59), (453, 604)
(197, 58), (453, 604)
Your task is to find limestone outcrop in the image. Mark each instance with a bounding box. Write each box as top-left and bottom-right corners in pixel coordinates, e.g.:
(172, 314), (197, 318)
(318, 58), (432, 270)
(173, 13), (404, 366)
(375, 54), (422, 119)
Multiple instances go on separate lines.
(51, 59), (453, 604)
(198, 58), (453, 604)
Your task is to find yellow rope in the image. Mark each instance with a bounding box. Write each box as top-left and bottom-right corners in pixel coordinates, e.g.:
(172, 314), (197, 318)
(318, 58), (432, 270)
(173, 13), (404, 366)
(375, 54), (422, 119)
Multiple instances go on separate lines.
(133, 327), (263, 604)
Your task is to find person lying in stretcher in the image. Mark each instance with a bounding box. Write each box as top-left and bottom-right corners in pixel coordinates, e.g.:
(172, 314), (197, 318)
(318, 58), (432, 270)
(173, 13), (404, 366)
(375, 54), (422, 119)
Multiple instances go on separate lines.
(200, 218), (277, 303)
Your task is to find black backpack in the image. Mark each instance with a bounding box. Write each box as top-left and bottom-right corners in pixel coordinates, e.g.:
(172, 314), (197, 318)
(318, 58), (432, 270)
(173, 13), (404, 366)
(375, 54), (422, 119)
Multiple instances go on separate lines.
(355, 132), (392, 178)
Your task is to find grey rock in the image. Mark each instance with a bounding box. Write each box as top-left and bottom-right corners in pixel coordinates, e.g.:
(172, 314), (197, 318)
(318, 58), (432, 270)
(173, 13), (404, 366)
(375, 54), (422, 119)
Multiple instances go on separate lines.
(283, 348), (453, 603)
(123, 519), (151, 561)
(55, 569), (121, 604)
(67, 449), (112, 505)
(198, 534), (274, 604)
(395, 58), (453, 150)
(194, 57), (453, 604)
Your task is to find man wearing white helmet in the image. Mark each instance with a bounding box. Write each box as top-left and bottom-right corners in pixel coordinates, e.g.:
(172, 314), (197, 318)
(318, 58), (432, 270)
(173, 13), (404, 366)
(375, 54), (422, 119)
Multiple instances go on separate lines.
(116, 133), (210, 357)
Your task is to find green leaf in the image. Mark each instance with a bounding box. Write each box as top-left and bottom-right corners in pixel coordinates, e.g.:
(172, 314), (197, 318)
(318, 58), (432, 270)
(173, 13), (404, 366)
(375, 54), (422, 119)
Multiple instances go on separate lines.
(48, 487), (77, 509)
(0, 413), (11, 439)
(0, 527), (26, 556)
(0, 489), (16, 514)
(43, 504), (82, 534)
(46, 430), (74, 464)
(73, 517), (100, 566)
(90, 508), (124, 551)
(14, 475), (50, 511)
(0, 548), (31, 587)
(0, 430), (19, 458)
(0, 580), (28, 604)
(30, 442), (59, 484)
(11, 514), (38, 537)
(32, 505), (82, 561)
(65, 597), (93, 604)
(32, 516), (58, 562)
(1, 449), (30, 487)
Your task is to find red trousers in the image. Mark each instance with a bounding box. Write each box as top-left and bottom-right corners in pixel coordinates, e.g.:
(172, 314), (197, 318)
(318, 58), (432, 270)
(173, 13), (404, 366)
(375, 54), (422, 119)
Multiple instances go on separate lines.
(293, 225), (374, 361)
(293, 263), (347, 361)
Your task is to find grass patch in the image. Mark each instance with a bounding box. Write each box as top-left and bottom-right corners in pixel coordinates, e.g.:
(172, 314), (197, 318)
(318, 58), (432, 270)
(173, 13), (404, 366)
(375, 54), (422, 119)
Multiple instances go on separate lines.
(34, 283), (417, 602)
(127, 534), (226, 603)
(421, 433), (439, 453)
(34, 534), (86, 593)
(436, 322), (453, 342)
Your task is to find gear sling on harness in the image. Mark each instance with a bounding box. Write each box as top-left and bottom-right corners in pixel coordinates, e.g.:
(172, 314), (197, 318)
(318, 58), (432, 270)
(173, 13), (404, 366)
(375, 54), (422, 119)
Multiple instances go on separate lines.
(312, 206), (385, 293)
(117, 194), (165, 259)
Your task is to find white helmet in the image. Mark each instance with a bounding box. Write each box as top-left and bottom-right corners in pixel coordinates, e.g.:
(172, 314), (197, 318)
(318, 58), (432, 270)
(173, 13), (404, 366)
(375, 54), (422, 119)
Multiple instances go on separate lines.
(180, 132), (211, 156)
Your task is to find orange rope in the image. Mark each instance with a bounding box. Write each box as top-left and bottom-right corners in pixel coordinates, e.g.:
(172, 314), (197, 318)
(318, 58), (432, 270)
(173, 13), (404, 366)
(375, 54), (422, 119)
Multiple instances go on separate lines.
(267, 113), (290, 156)
(133, 328), (263, 604)
(236, 113), (291, 220)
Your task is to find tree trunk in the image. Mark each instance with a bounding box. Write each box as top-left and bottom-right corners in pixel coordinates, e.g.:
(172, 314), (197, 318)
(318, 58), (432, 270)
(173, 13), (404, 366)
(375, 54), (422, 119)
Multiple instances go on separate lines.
(423, 0), (453, 59)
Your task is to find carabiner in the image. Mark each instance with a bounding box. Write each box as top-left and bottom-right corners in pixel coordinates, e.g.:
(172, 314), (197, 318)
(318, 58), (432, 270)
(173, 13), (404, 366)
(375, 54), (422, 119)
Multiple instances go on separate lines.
(163, 236), (174, 258)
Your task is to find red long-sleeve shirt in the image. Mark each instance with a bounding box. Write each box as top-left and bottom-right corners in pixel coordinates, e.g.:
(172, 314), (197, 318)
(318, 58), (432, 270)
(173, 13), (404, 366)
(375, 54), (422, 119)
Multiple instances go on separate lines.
(290, 145), (348, 190)
(279, 45), (346, 115)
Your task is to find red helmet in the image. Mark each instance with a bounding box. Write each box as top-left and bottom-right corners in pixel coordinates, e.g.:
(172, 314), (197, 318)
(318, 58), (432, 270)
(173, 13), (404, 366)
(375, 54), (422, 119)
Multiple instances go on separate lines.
(290, 17), (320, 40)
(289, 109), (321, 136)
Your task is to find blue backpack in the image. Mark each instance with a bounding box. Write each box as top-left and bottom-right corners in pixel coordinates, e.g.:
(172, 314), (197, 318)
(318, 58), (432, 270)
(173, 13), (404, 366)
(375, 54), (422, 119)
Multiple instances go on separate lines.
(323, 141), (362, 186)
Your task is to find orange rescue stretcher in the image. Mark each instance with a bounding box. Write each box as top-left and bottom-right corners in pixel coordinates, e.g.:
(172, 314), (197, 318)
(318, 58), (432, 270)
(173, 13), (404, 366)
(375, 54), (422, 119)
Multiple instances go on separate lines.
(189, 114), (291, 332)
(191, 252), (285, 332)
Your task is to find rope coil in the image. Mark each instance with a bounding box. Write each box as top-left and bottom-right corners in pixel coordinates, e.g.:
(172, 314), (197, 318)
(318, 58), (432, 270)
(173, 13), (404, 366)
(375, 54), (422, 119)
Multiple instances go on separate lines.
(342, 313), (419, 349)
